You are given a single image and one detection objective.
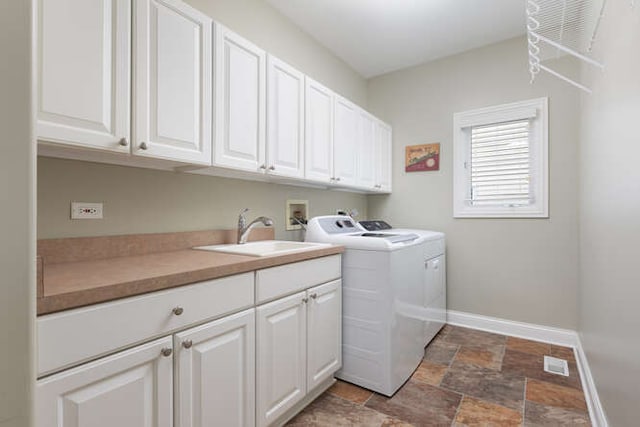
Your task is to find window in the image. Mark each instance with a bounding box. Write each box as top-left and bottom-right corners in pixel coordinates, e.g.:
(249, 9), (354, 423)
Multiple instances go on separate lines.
(453, 98), (548, 218)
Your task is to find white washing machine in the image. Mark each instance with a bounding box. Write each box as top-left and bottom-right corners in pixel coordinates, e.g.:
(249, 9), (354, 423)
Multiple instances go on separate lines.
(359, 220), (447, 347)
(305, 216), (429, 396)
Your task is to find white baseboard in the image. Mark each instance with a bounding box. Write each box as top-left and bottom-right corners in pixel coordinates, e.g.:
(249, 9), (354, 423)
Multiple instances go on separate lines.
(446, 310), (608, 427)
(575, 336), (609, 427)
(447, 310), (579, 347)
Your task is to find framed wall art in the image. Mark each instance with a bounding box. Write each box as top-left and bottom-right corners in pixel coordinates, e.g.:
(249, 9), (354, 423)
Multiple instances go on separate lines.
(405, 143), (440, 172)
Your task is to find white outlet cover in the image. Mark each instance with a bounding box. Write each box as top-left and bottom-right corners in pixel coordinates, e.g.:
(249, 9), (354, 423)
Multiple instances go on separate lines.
(71, 202), (103, 219)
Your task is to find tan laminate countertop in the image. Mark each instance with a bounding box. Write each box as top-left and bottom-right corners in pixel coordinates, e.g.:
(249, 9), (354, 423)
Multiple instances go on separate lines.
(38, 246), (343, 315)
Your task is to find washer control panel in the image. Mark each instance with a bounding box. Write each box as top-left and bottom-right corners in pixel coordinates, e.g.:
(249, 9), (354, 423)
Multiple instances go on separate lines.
(316, 217), (362, 234)
(359, 220), (393, 231)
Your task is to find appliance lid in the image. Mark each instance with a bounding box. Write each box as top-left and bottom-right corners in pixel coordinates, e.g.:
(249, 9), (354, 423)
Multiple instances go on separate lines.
(358, 232), (420, 243)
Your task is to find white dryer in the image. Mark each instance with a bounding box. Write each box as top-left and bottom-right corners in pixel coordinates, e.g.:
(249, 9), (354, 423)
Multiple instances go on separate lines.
(359, 220), (447, 346)
(305, 216), (428, 396)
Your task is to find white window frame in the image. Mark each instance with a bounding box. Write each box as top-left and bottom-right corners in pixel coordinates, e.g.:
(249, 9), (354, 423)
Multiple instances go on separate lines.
(453, 97), (548, 218)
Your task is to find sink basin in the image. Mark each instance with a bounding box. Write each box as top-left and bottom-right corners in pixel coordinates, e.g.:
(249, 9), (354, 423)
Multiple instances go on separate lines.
(193, 240), (332, 257)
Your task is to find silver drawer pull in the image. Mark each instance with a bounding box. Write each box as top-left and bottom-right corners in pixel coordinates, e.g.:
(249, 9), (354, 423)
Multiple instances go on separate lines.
(182, 340), (193, 349)
(118, 137), (128, 147)
(302, 297), (309, 304)
(160, 347), (173, 357)
(310, 293), (318, 299)
(172, 307), (184, 316)
(139, 142), (148, 150)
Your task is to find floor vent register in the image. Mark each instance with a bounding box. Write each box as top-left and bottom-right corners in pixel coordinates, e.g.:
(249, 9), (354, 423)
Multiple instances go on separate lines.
(543, 355), (569, 376)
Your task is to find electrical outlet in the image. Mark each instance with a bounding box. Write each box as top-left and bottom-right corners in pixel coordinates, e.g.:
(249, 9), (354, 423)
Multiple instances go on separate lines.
(71, 202), (103, 219)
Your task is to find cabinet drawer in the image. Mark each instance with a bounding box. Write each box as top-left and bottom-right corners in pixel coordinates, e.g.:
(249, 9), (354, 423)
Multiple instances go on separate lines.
(38, 273), (254, 377)
(256, 255), (341, 304)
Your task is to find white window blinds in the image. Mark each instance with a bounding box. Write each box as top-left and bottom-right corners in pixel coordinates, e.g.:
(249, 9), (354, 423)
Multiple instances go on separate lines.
(469, 119), (532, 206)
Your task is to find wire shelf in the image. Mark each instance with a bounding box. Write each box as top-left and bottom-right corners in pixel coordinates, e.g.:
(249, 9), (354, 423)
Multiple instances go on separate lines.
(527, 0), (606, 93)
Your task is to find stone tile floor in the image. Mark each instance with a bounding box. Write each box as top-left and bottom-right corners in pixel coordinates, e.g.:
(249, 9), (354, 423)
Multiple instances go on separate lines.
(287, 325), (591, 426)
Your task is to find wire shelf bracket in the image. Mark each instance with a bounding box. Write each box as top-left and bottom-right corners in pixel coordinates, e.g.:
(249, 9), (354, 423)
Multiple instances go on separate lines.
(527, 0), (606, 94)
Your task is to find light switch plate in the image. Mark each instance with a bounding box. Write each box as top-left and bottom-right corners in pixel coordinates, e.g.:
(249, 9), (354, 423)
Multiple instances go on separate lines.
(71, 202), (103, 219)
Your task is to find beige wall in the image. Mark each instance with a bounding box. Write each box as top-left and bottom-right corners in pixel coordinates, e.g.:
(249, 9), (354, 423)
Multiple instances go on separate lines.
(579, 2), (640, 425)
(0, 0), (35, 426)
(367, 37), (581, 329)
(37, 0), (370, 240)
(38, 158), (367, 240)
(185, 0), (367, 106)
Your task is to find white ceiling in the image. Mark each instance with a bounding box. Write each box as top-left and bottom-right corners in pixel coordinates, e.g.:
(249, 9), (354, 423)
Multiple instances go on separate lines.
(265, 0), (527, 78)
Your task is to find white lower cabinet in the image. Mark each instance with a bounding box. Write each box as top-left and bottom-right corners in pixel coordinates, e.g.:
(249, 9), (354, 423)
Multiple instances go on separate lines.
(37, 311), (257, 427)
(306, 280), (342, 390)
(37, 259), (342, 427)
(256, 280), (342, 427)
(256, 292), (307, 427)
(36, 337), (174, 427)
(174, 308), (256, 427)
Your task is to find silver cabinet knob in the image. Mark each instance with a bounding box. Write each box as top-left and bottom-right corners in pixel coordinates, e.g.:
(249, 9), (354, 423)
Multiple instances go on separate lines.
(329, 177), (335, 182)
(161, 347), (173, 357)
(268, 165), (275, 171)
(310, 293), (318, 299)
(182, 340), (193, 349)
(118, 137), (128, 147)
(259, 164), (266, 170)
(302, 297), (309, 304)
(172, 307), (184, 316)
(139, 142), (148, 150)
(335, 177), (341, 182)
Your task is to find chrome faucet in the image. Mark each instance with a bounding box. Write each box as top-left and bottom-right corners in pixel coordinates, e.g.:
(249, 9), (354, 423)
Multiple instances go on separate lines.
(237, 208), (274, 244)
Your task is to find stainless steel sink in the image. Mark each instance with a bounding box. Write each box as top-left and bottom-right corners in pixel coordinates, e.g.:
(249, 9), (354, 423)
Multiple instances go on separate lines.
(193, 240), (332, 257)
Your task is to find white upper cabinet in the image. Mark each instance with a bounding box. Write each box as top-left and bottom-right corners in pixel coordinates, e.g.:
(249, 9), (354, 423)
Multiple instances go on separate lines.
(333, 96), (359, 186)
(214, 25), (267, 172)
(304, 77), (334, 183)
(357, 111), (377, 189)
(266, 56), (305, 178)
(37, 0), (131, 152)
(376, 121), (393, 192)
(36, 0), (393, 191)
(134, 0), (212, 164)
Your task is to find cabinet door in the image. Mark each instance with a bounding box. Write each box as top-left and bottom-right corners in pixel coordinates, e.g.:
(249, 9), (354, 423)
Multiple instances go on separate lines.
(307, 280), (342, 391)
(256, 292), (307, 427)
(134, 0), (212, 164)
(266, 55), (305, 178)
(333, 97), (359, 186)
(214, 25), (267, 172)
(37, 0), (130, 152)
(356, 111), (377, 189)
(375, 121), (393, 192)
(175, 309), (255, 427)
(36, 337), (173, 427)
(304, 77), (334, 183)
